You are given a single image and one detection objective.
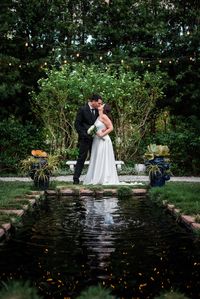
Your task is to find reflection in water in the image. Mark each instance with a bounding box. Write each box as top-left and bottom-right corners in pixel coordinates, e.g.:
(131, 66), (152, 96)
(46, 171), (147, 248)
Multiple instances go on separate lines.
(0, 195), (199, 299)
(82, 198), (118, 269)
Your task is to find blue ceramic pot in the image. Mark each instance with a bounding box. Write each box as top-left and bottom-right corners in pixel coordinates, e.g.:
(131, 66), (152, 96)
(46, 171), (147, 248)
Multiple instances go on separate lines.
(146, 156), (170, 187)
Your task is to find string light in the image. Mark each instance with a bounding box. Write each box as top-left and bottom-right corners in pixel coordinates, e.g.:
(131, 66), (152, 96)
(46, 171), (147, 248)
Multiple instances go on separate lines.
(1, 54), (198, 70)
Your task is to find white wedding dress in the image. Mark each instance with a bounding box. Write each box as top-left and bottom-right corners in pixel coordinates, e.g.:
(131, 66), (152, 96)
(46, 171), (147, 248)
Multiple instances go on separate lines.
(83, 118), (119, 185)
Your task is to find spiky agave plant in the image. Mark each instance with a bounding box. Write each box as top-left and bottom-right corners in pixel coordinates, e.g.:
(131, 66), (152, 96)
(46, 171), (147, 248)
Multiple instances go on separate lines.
(144, 144), (170, 160)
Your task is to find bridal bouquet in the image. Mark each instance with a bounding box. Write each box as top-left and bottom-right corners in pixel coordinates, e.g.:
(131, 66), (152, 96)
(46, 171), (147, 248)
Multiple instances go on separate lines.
(87, 125), (105, 140)
(87, 125), (97, 137)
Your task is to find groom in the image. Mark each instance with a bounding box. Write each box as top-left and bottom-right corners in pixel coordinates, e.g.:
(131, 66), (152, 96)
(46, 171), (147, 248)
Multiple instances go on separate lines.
(73, 94), (103, 184)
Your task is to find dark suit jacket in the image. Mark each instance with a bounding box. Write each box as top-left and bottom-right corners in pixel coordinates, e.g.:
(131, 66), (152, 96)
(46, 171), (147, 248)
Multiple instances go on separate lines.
(74, 103), (98, 140)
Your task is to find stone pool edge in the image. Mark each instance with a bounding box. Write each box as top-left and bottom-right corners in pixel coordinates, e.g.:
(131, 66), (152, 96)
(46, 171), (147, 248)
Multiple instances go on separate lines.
(0, 187), (200, 241)
(0, 191), (44, 241)
(162, 201), (200, 232)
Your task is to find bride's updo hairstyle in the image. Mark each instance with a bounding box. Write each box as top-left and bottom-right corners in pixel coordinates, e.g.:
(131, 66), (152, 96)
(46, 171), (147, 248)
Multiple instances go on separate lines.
(103, 103), (113, 121)
(103, 103), (111, 115)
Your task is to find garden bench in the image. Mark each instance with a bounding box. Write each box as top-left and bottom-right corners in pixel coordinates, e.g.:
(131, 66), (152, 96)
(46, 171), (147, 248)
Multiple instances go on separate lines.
(66, 160), (124, 171)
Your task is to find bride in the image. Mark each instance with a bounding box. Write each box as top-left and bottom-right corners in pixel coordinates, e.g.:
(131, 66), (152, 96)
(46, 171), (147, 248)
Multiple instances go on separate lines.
(83, 103), (119, 185)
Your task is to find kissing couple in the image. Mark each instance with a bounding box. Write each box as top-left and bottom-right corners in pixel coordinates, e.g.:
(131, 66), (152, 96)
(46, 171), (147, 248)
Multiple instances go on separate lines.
(73, 93), (119, 185)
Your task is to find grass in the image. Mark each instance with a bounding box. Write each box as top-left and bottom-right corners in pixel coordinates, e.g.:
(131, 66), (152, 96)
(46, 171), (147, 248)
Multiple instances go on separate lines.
(148, 182), (200, 215)
(0, 181), (34, 225)
(0, 181), (33, 202)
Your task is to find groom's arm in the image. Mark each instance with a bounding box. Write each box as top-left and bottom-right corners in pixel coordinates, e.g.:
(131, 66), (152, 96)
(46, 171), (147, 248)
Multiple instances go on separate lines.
(74, 107), (89, 138)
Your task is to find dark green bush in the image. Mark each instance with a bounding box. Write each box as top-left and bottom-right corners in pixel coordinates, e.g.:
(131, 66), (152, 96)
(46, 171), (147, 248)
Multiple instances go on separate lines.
(76, 285), (114, 299)
(0, 280), (42, 299)
(139, 116), (200, 176)
(0, 117), (48, 174)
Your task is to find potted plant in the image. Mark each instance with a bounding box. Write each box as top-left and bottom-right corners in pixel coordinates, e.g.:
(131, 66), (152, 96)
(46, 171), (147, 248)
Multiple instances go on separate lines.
(20, 150), (59, 190)
(143, 144), (171, 187)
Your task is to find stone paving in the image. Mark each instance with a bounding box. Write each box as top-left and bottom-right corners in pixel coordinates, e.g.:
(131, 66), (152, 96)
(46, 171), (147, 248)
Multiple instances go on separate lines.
(1, 175), (200, 183)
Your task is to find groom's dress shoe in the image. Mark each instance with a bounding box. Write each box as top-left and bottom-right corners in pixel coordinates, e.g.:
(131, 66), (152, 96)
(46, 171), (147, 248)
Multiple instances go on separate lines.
(73, 179), (79, 185)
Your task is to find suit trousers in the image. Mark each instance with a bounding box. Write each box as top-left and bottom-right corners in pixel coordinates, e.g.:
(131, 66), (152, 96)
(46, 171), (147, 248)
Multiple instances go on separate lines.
(73, 137), (93, 180)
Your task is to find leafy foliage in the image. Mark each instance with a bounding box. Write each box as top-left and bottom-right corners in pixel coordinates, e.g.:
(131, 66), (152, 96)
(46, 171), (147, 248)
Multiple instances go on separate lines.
(0, 280), (42, 299)
(0, 117), (47, 173)
(76, 285), (114, 299)
(0, 0), (199, 174)
(31, 63), (165, 160)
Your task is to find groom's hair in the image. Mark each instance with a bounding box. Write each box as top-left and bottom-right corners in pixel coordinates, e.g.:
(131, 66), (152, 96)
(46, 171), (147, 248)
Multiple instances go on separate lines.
(90, 93), (102, 102)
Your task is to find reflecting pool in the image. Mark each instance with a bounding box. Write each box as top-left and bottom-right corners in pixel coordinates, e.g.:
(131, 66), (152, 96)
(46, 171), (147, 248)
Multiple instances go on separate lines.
(0, 195), (199, 299)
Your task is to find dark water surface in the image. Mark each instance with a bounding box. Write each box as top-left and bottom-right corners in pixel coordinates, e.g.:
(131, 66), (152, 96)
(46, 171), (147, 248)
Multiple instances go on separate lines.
(0, 195), (199, 299)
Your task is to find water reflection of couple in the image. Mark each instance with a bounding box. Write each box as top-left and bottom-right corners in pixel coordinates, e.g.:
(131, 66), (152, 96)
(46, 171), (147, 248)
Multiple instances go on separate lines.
(83, 197), (118, 269)
(73, 93), (119, 185)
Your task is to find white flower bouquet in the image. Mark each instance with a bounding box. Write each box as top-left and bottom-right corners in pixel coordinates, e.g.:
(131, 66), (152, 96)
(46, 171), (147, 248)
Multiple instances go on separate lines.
(87, 125), (105, 140)
(87, 125), (97, 137)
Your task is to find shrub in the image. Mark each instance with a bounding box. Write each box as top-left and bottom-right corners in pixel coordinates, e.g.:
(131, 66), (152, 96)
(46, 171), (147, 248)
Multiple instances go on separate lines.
(0, 117), (48, 173)
(0, 280), (42, 299)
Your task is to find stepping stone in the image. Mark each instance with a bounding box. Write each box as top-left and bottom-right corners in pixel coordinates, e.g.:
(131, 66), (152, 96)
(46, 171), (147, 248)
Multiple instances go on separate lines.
(0, 209), (24, 217)
(80, 189), (94, 195)
(28, 191), (44, 195)
(23, 205), (29, 210)
(191, 222), (200, 230)
(0, 223), (12, 239)
(167, 204), (175, 211)
(0, 229), (5, 238)
(173, 208), (181, 216)
(132, 189), (147, 195)
(27, 199), (36, 206)
(181, 215), (195, 225)
(25, 194), (40, 199)
(45, 190), (57, 196)
(59, 189), (75, 195)
(1, 223), (11, 231)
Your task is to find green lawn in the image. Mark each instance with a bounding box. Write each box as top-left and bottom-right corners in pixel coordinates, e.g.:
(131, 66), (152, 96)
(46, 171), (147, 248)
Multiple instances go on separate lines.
(0, 181), (34, 225)
(148, 182), (200, 215)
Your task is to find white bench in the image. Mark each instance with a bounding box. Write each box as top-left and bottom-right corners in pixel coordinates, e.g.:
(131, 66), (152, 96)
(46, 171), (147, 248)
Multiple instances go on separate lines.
(66, 160), (124, 171)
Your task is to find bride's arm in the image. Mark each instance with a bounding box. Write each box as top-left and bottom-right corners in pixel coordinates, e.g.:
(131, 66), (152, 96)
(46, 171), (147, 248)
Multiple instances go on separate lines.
(96, 115), (113, 137)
